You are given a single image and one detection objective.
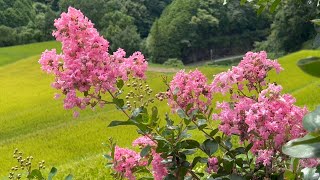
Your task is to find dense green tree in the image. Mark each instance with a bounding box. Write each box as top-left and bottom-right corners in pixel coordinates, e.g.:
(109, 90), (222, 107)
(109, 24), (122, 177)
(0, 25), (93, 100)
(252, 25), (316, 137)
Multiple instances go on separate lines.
(148, 0), (270, 63)
(1, 0), (35, 28)
(147, 20), (165, 63)
(148, 0), (200, 63)
(101, 10), (142, 54)
(121, 0), (172, 38)
(255, 0), (319, 55)
(0, 25), (17, 46)
(43, 8), (57, 39)
(33, 2), (47, 14)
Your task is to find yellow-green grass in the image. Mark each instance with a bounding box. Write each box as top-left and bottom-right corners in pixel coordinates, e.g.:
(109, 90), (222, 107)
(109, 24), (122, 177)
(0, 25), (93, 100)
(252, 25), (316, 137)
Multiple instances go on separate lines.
(0, 41), (61, 67)
(0, 42), (320, 179)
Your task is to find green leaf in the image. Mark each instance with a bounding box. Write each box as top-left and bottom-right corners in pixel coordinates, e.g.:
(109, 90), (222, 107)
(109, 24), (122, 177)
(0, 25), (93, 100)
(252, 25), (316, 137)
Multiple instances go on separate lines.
(284, 170), (296, 179)
(223, 159), (234, 174)
(113, 98), (124, 108)
(177, 109), (187, 119)
(210, 128), (219, 137)
(108, 120), (135, 127)
(245, 143), (253, 152)
(229, 174), (246, 180)
(282, 135), (320, 158)
(225, 139), (232, 149)
(235, 158), (243, 168)
(311, 19), (320, 26)
(165, 113), (174, 126)
(302, 167), (319, 180)
(234, 147), (245, 155)
(182, 139), (200, 149)
(27, 169), (44, 179)
(201, 139), (218, 156)
(132, 108), (143, 118)
(177, 166), (188, 178)
(191, 156), (201, 167)
(257, 5), (265, 15)
(182, 149), (197, 155)
(292, 158), (300, 173)
(187, 125), (197, 130)
(103, 154), (112, 160)
(151, 106), (158, 124)
(140, 145), (151, 157)
(197, 119), (207, 130)
(184, 117), (191, 126)
(240, 0), (247, 5)
(116, 79), (124, 89)
(303, 106), (320, 133)
(207, 107), (213, 119)
(270, 0), (280, 13)
(138, 177), (154, 180)
(48, 167), (58, 180)
(65, 174), (73, 180)
(186, 103), (193, 113)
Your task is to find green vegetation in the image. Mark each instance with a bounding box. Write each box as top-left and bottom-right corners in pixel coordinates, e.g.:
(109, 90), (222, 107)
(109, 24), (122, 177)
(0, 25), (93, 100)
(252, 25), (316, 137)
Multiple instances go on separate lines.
(0, 42), (320, 178)
(1, 0), (318, 64)
(0, 41), (60, 66)
(163, 58), (184, 68)
(147, 0), (271, 63)
(255, 0), (319, 56)
(0, 0), (172, 55)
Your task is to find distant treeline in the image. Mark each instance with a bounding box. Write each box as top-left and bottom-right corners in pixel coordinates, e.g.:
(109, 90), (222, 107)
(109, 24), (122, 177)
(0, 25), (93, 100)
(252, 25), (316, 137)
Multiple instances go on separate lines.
(0, 0), (318, 63)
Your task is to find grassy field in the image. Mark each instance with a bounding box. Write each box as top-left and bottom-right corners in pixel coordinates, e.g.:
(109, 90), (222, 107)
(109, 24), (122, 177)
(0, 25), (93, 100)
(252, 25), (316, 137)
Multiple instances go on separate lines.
(0, 42), (320, 179)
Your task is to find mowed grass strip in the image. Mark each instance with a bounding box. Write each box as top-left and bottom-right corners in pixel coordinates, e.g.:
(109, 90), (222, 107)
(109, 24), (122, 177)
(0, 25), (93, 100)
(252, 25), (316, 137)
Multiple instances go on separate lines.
(0, 42), (320, 178)
(0, 41), (60, 67)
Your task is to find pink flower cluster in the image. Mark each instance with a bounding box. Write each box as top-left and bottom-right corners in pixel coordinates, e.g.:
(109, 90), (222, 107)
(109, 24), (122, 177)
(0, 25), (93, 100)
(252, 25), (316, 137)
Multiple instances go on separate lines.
(300, 158), (320, 168)
(132, 135), (157, 147)
(39, 7), (147, 113)
(212, 52), (309, 166)
(113, 136), (167, 180)
(113, 146), (145, 180)
(168, 70), (213, 114)
(215, 84), (307, 165)
(207, 157), (219, 173)
(211, 51), (283, 95)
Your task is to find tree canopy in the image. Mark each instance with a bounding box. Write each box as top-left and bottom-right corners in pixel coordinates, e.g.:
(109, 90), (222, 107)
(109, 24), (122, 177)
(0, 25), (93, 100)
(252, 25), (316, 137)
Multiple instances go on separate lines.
(0, 0), (318, 63)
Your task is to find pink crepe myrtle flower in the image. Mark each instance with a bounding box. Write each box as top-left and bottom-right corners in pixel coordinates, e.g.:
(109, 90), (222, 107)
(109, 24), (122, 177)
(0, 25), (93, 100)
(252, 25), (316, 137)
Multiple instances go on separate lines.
(212, 52), (309, 166)
(300, 158), (320, 168)
(113, 136), (168, 179)
(113, 146), (142, 180)
(39, 49), (63, 74)
(215, 83), (308, 166)
(167, 69), (213, 114)
(132, 135), (156, 148)
(256, 150), (273, 166)
(152, 152), (168, 180)
(132, 135), (167, 179)
(39, 7), (148, 115)
(211, 51), (283, 95)
(207, 157), (219, 173)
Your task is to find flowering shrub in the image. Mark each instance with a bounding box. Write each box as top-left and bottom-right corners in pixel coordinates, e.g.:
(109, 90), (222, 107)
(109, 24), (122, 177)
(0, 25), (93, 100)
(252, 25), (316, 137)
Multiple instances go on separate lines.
(167, 69), (212, 114)
(40, 7), (320, 179)
(39, 7), (148, 117)
(212, 52), (308, 168)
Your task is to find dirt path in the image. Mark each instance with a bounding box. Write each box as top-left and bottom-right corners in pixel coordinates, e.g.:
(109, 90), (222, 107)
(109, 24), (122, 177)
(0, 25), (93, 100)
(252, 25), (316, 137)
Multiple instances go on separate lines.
(147, 66), (178, 73)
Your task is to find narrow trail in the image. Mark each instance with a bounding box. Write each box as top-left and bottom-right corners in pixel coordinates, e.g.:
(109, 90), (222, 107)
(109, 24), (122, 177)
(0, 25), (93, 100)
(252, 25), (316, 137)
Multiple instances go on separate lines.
(147, 66), (178, 73)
